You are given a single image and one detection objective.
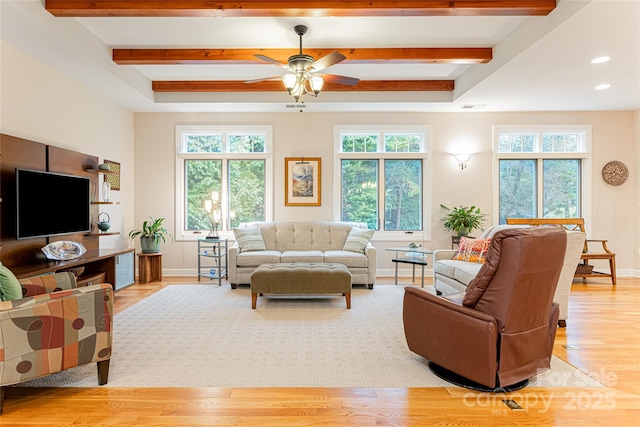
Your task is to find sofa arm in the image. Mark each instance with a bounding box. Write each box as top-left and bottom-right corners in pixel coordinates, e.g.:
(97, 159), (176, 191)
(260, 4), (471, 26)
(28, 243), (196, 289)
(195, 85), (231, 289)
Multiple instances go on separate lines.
(228, 243), (240, 284)
(365, 243), (377, 285)
(433, 249), (457, 261)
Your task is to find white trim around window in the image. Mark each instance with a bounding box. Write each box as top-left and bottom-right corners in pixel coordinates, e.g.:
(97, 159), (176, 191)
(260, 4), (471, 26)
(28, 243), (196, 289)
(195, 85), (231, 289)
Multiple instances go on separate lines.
(175, 124), (273, 241)
(491, 124), (592, 232)
(333, 125), (433, 242)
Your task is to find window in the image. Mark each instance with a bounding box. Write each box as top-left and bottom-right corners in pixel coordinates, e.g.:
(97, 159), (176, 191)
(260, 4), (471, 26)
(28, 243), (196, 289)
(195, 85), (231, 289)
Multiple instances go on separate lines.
(335, 126), (432, 240)
(495, 126), (591, 224)
(175, 125), (272, 240)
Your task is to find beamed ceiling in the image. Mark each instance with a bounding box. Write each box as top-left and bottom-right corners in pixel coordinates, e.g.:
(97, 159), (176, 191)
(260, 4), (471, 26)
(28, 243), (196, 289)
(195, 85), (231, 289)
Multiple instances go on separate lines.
(47, 1), (546, 95)
(1, 1), (638, 112)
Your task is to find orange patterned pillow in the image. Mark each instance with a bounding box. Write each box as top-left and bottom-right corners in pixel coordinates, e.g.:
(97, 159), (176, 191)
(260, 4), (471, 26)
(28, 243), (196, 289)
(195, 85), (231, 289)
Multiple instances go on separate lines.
(452, 237), (492, 263)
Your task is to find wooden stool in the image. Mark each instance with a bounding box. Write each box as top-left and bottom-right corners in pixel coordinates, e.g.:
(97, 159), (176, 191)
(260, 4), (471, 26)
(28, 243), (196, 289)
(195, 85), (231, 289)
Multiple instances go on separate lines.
(137, 252), (163, 283)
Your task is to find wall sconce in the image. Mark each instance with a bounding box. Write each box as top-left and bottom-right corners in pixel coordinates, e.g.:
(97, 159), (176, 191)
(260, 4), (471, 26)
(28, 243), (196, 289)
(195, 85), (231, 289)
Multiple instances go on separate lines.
(453, 153), (472, 170)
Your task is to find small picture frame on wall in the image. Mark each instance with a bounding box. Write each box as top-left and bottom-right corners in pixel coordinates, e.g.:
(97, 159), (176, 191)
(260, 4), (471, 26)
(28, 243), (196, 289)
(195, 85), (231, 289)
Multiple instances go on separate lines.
(285, 157), (321, 206)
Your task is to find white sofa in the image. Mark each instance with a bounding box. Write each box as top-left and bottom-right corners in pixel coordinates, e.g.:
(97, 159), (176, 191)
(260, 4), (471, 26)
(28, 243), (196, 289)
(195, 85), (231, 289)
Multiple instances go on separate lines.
(433, 224), (585, 327)
(228, 221), (376, 289)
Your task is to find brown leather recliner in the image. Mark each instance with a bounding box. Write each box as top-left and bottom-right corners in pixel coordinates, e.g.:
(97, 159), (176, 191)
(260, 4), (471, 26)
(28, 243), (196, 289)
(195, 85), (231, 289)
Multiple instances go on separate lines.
(403, 227), (567, 390)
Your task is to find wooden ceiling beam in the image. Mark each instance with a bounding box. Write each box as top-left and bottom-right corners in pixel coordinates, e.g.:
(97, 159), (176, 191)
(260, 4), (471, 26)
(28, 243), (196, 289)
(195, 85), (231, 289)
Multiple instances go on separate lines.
(46, 1), (557, 17)
(152, 80), (455, 92)
(114, 47), (492, 65)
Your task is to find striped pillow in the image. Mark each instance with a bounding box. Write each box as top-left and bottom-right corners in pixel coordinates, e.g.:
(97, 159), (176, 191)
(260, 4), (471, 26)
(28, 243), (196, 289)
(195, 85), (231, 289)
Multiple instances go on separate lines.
(343, 227), (374, 253)
(233, 226), (266, 253)
(452, 237), (492, 263)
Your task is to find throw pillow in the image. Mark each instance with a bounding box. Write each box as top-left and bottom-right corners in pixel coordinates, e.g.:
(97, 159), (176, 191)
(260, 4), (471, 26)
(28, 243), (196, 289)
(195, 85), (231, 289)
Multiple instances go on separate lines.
(233, 226), (266, 253)
(0, 262), (24, 301)
(452, 237), (492, 263)
(343, 227), (375, 254)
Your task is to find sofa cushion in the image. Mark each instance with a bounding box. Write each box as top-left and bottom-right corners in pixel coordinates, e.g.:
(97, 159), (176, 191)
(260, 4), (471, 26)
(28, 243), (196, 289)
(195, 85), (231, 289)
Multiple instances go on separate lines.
(435, 259), (483, 286)
(452, 237), (492, 263)
(236, 250), (281, 267)
(0, 262), (23, 301)
(343, 227), (374, 253)
(233, 226), (266, 253)
(324, 250), (369, 268)
(281, 251), (324, 263)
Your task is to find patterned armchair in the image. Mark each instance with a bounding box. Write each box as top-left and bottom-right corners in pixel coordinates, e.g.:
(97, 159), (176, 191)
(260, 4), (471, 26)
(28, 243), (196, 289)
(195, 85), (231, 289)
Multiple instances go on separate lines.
(0, 272), (113, 414)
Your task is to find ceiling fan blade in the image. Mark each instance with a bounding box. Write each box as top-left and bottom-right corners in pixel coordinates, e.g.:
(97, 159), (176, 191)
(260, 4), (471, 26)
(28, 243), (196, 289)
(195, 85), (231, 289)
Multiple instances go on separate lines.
(308, 51), (346, 72)
(244, 76), (282, 84)
(254, 54), (291, 70)
(321, 74), (360, 86)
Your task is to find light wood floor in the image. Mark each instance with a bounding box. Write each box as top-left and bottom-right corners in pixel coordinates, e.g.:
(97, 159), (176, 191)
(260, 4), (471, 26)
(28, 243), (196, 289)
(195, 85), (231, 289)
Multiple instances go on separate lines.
(2, 276), (639, 426)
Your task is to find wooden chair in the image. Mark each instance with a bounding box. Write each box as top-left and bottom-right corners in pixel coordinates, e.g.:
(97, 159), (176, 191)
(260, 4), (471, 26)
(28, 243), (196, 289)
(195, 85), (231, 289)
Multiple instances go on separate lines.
(505, 218), (616, 286)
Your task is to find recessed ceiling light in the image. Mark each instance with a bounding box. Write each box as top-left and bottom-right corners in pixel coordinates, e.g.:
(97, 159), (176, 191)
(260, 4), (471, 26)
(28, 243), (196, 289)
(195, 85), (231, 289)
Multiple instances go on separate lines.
(595, 83), (611, 90)
(591, 56), (611, 64)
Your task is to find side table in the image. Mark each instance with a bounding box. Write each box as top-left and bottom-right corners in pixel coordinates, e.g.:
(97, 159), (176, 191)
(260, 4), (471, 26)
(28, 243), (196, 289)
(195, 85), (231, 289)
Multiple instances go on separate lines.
(197, 238), (228, 286)
(385, 247), (432, 288)
(137, 252), (163, 284)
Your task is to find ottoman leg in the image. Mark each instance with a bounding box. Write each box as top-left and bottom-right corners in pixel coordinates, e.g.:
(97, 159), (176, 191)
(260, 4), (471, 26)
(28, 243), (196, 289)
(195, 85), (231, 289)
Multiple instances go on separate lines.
(251, 292), (258, 309)
(345, 292), (351, 309)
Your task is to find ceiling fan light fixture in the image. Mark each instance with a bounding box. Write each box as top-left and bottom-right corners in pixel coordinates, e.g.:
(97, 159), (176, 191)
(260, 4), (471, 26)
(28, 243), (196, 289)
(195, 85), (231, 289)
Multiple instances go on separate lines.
(249, 25), (357, 103)
(283, 74), (297, 92)
(309, 75), (324, 94)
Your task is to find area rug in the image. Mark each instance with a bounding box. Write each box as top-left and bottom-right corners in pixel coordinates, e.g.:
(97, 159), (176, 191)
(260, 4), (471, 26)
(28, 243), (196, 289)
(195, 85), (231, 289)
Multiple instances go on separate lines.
(20, 284), (603, 388)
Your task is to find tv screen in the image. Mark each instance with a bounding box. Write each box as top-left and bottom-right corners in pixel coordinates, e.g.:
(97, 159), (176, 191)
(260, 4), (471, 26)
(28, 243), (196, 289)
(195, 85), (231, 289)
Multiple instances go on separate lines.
(16, 168), (91, 239)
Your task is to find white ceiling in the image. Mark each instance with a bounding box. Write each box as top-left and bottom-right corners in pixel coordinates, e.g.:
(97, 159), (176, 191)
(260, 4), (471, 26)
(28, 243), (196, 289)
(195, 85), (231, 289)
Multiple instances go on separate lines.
(1, 0), (639, 113)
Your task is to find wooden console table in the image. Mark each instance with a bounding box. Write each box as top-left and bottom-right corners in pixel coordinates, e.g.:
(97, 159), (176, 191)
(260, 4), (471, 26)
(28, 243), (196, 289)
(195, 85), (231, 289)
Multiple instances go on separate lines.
(10, 248), (135, 291)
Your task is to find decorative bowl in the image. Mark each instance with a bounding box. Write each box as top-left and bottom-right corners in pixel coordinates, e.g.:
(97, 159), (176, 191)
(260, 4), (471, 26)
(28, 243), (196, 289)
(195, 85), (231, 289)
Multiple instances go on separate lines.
(41, 241), (87, 261)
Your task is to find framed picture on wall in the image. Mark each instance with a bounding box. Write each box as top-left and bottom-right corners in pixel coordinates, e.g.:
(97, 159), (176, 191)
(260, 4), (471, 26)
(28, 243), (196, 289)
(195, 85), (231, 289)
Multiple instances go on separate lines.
(285, 157), (321, 206)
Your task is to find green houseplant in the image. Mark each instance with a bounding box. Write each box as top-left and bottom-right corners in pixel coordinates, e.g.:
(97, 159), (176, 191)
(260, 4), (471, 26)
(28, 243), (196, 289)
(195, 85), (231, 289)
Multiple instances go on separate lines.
(129, 217), (174, 254)
(441, 205), (487, 237)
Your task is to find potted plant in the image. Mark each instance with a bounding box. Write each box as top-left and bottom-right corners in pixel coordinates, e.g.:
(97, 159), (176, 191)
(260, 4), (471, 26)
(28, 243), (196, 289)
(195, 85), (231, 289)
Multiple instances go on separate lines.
(129, 217), (174, 254)
(440, 205), (487, 237)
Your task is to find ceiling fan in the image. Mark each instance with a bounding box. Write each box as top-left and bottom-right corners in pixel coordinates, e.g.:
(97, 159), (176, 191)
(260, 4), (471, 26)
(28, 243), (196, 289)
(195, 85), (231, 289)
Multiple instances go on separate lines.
(247, 25), (360, 102)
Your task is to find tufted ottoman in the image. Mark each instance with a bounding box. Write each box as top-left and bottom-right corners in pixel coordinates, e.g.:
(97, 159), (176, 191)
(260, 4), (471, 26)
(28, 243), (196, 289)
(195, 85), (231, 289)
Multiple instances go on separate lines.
(250, 262), (352, 309)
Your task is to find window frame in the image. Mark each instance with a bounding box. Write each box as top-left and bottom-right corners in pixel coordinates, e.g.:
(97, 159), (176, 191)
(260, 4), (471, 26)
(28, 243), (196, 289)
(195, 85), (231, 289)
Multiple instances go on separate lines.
(175, 124), (273, 241)
(492, 125), (592, 228)
(334, 125), (432, 242)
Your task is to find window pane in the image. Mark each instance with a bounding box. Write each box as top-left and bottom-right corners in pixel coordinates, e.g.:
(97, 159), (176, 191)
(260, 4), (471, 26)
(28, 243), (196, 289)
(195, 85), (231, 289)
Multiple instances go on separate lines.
(341, 134), (378, 153)
(499, 160), (536, 224)
(384, 160), (422, 231)
(542, 133), (580, 152)
(228, 134), (265, 153)
(185, 134), (222, 153)
(228, 160), (265, 228)
(543, 160), (580, 217)
(341, 160), (378, 229)
(384, 134), (422, 153)
(498, 133), (535, 153)
(185, 160), (222, 231)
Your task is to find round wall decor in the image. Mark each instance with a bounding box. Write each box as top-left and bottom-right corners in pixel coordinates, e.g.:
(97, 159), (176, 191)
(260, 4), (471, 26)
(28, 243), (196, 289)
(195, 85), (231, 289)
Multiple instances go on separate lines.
(601, 160), (629, 186)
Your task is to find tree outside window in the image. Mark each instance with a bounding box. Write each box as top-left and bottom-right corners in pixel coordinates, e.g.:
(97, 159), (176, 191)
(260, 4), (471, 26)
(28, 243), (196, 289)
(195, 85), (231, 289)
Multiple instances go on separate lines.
(336, 127), (430, 238)
(496, 127), (588, 224)
(176, 126), (271, 239)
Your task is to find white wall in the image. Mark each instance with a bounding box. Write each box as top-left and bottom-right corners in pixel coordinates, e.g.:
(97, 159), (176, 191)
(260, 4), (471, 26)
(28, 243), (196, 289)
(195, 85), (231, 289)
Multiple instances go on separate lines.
(635, 110), (640, 276)
(134, 110), (637, 278)
(0, 41), (135, 250)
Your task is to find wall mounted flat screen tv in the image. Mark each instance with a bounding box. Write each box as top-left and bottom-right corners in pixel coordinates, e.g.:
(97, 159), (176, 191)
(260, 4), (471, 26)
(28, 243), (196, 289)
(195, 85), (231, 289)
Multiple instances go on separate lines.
(16, 168), (91, 239)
